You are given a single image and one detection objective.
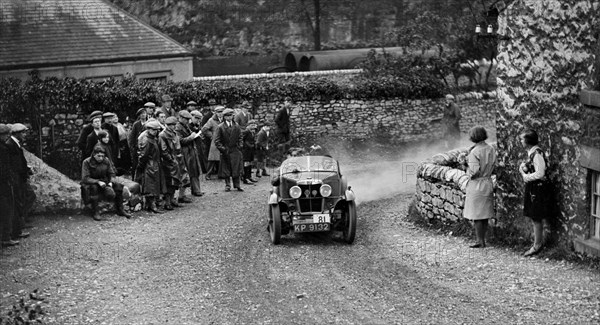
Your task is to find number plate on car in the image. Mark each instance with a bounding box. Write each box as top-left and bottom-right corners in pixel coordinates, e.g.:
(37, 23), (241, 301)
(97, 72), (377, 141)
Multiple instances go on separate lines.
(293, 223), (331, 233)
(312, 214), (330, 223)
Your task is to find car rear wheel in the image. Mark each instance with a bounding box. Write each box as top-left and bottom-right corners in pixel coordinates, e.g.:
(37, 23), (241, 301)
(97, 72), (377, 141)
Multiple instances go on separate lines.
(268, 204), (282, 245)
(343, 201), (357, 244)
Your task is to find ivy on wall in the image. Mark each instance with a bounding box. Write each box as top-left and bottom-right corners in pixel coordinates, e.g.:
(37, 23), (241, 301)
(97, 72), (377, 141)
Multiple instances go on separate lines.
(495, 0), (599, 242)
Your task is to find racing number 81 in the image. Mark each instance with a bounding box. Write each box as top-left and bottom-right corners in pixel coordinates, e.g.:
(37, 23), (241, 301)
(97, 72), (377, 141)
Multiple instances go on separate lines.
(316, 215), (327, 223)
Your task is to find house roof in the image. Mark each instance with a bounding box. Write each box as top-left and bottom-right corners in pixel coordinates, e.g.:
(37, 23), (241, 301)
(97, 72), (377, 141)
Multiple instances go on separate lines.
(0, 0), (193, 71)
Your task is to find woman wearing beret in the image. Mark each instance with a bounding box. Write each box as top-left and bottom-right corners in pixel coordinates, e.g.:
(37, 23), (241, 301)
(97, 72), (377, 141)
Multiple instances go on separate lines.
(519, 129), (549, 257)
(463, 126), (496, 248)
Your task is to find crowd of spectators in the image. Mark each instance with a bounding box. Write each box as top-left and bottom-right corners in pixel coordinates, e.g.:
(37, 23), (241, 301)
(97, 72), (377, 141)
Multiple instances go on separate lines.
(75, 96), (291, 220)
(0, 95), (292, 244)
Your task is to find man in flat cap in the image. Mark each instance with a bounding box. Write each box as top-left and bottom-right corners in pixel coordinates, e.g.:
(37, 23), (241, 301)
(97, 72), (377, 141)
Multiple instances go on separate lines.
(186, 101), (198, 113)
(0, 124), (18, 246)
(77, 110), (103, 163)
(6, 123), (35, 240)
(241, 119), (259, 184)
(201, 105), (225, 180)
(234, 100), (252, 131)
(161, 94), (177, 119)
(128, 107), (148, 173)
(159, 116), (189, 209)
(214, 108), (244, 191)
(442, 94), (462, 148)
(101, 112), (121, 170)
(200, 99), (217, 128)
(135, 120), (163, 213)
(189, 110), (208, 174)
(144, 102), (156, 117)
(275, 96), (292, 144)
(176, 110), (204, 197)
(81, 145), (132, 220)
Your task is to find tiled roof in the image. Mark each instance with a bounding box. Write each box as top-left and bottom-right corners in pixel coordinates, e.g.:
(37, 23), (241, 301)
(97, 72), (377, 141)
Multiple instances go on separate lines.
(0, 0), (192, 70)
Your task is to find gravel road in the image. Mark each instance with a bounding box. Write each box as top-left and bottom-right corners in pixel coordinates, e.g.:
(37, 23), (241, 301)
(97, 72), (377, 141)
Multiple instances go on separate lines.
(1, 155), (599, 324)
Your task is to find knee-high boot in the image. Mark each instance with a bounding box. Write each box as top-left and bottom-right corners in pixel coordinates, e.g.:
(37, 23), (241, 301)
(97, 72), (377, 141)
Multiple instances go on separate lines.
(115, 193), (132, 218)
(90, 198), (101, 221)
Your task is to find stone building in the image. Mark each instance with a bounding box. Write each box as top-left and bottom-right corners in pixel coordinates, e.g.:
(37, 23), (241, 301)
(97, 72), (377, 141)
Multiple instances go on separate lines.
(0, 0), (193, 81)
(495, 0), (600, 256)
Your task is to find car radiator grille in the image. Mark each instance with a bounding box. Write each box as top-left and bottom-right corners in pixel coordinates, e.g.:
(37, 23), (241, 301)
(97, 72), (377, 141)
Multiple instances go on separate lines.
(297, 184), (323, 213)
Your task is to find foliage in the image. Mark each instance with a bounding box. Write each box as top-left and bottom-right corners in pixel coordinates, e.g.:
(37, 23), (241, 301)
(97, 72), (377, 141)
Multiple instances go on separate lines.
(0, 71), (446, 123)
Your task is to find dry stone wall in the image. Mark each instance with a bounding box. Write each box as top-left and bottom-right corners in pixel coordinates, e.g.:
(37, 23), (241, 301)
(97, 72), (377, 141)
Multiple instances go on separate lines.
(28, 91), (498, 179)
(415, 146), (498, 224)
(255, 91), (497, 145)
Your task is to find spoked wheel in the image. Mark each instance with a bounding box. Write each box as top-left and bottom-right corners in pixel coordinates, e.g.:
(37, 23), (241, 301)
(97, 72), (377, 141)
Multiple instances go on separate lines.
(268, 204), (282, 245)
(342, 201), (357, 244)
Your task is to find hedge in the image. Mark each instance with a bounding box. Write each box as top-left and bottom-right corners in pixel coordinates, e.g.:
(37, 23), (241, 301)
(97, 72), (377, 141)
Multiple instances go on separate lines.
(0, 70), (446, 122)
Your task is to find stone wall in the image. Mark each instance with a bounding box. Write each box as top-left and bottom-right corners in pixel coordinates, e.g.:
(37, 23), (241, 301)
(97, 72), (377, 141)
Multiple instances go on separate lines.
(414, 147), (496, 224)
(257, 91), (498, 145)
(26, 91), (498, 179)
(495, 0), (599, 254)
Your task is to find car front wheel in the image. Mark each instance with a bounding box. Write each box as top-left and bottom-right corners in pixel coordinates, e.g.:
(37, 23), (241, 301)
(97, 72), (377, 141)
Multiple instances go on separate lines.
(268, 204), (282, 245)
(343, 201), (357, 244)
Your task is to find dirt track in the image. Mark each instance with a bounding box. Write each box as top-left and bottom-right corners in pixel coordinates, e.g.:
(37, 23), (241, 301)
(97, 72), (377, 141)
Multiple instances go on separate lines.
(1, 154), (599, 324)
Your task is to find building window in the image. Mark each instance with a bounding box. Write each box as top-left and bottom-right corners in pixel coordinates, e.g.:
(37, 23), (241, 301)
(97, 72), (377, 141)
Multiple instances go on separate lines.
(136, 70), (172, 83)
(592, 171), (600, 240)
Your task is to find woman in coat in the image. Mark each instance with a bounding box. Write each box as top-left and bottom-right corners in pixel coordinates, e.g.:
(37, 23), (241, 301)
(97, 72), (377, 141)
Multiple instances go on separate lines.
(135, 120), (164, 213)
(463, 126), (497, 248)
(519, 129), (550, 257)
(201, 106), (224, 180)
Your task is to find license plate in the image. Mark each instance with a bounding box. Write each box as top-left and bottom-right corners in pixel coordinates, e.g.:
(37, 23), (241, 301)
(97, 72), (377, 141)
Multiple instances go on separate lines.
(293, 223), (331, 233)
(312, 214), (330, 223)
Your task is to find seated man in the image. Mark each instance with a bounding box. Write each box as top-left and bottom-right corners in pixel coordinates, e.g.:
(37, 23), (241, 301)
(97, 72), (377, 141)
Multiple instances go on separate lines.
(81, 145), (132, 221)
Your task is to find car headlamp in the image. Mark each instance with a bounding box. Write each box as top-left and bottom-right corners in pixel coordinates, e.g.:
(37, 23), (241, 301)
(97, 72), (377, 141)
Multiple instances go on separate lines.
(320, 184), (332, 197)
(289, 186), (302, 199)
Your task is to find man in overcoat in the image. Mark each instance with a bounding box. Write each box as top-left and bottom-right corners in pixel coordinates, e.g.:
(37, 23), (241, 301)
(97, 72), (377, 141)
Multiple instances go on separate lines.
(6, 123), (36, 240)
(135, 120), (164, 213)
(201, 105), (224, 180)
(190, 110), (208, 174)
(0, 124), (17, 246)
(176, 110), (203, 196)
(159, 117), (190, 209)
(214, 108), (244, 191)
(81, 145), (131, 220)
(274, 96), (292, 143)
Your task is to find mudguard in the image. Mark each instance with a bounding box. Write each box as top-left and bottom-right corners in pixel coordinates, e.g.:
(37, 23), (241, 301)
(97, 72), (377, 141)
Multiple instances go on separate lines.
(269, 190), (279, 205)
(345, 187), (356, 201)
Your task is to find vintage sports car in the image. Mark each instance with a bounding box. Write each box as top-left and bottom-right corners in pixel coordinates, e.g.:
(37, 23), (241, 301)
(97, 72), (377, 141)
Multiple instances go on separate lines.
(267, 155), (357, 244)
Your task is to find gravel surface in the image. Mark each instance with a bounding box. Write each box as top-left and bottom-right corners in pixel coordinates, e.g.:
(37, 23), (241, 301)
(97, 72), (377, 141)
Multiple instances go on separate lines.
(1, 153), (599, 324)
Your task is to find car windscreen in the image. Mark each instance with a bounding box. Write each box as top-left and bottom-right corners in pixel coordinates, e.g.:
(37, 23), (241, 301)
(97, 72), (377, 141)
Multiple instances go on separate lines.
(279, 156), (338, 174)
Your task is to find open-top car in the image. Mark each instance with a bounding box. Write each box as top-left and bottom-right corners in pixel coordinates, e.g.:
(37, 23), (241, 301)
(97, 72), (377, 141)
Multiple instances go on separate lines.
(267, 155), (357, 244)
